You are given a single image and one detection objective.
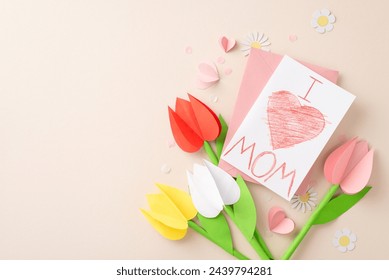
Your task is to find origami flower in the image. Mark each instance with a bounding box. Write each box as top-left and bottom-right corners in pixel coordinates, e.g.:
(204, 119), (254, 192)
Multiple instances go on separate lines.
(141, 184), (197, 240)
(240, 32), (271, 56)
(168, 94), (221, 153)
(187, 160), (240, 218)
(311, 9), (336, 34)
(290, 188), (317, 213)
(324, 137), (374, 194)
(332, 228), (357, 253)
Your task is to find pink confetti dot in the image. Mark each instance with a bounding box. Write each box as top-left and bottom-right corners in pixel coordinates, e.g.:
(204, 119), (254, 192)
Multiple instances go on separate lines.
(185, 46), (192, 54)
(216, 56), (225, 64)
(224, 68), (232, 75)
(288, 34), (298, 42)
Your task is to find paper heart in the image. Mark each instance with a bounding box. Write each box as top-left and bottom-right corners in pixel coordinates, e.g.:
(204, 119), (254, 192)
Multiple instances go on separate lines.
(219, 36), (236, 53)
(267, 91), (325, 150)
(268, 207), (294, 234)
(196, 61), (219, 90)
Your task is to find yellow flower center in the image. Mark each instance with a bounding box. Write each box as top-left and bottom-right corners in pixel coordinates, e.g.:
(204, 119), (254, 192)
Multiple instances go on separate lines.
(250, 41), (262, 49)
(317, 15), (329, 27)
(299, 193), (310, 203)
(339, 236), (350, 247)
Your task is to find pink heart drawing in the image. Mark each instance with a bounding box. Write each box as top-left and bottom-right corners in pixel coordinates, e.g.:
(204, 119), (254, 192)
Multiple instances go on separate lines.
(195, 61), (220, 90)
(268, 207), (295, 234)
(267, 91), (325, 150)
(219, 36), (236, 53)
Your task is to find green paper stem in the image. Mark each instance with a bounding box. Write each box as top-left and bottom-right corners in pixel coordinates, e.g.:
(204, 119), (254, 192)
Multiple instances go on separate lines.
(254, 229), (274, 260)
(203, 141), (218, 165)
(224, 206), (270, 260)
(188, 220), (249, 260)
(281, 184), (340, 260)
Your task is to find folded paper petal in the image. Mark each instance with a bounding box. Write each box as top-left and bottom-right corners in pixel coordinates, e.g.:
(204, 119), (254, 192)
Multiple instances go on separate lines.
(196, 62), (219, 89)
(141, 209), (187, 240)
(342, 141), (369, 178)
(168, 107), (203, 152)
(187, 161), (241, 218)
(203, 160), (240, 205)
(175, 98), (202, 137)
(340, 150), (374, 194)
(324, 138), (357, 183)
(168, 95), (221, 153)
(187, 171), (222, 218)
(156, 183), (197, 220)
(146, 193), (184, 220)
(188, 94), (221, 141)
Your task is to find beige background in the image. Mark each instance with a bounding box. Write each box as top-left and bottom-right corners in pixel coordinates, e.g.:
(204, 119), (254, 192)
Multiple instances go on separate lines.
(0, 0), (387, 259)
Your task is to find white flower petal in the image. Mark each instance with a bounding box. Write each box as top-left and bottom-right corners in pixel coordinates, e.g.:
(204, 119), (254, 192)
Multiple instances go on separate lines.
(332, 238), (340, 247)
(259, 36), (268, 44)
(203, 160), (240, 205)
(342, 228), (351, 236)
(325, 24), (334, 32)
(321, 9), (331, 16)
(328, 14), (336, 23)
(347, 242), (356, 251)
(187, 171), (221, 218)
(306, 202), (312, 211)
(337, 246), (347, 253)
(301, 203), (306, 213)
(312, 10), (321, 19)
(307, 200), (316, 208)
(255, 32), (260, 41)
(311, 18), (319, 28)
(261, 41), (271, 46)
(315, 26), (325, 33)
(350, 233), (357, 242)
(258, 33), (264, 43)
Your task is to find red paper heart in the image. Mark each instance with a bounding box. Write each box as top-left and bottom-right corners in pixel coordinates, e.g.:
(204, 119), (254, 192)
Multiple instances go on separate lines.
(267, 91), (325, 150)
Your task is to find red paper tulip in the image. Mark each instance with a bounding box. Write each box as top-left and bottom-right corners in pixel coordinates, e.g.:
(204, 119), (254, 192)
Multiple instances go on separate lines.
(168, 94), (221, 152)
(324, 137), (374, 194)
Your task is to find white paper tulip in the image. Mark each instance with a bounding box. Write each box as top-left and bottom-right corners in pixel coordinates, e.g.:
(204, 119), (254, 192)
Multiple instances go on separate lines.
(186, 160), (241, 218)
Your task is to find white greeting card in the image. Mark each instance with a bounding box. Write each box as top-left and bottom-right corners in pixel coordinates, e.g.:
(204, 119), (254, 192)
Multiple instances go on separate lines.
(221, 56), (355, 200)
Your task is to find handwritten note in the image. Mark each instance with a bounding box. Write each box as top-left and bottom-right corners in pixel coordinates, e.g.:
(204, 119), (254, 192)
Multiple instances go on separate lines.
(221, 56), (355, 200)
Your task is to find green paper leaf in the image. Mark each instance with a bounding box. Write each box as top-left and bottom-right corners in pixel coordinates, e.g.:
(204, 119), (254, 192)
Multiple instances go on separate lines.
(197, 212), (233, 254)
(215, 114), (228, 159)
(231, 176), (257, 240)
(314, 186), (372, 225)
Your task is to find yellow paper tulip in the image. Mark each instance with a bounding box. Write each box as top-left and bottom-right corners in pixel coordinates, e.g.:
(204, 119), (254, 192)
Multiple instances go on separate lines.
(141, 184), (197, 240)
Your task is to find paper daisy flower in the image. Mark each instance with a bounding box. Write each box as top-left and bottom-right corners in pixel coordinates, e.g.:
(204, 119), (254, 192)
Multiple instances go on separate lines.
(290, 188), (317, 213)
(311, 9), (336, 33)
(332, 229), (357, 253)
(240, 32), (270, 56)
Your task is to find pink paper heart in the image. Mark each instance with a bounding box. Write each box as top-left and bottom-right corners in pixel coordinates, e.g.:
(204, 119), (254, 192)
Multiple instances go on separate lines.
(267, 91), (325, 150)
(268, 207), (294, 234)
(196, 61), (219, 90)
(219, 36), (236, 53)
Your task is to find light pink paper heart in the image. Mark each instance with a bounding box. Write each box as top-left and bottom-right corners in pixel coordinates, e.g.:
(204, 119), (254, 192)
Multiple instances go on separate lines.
(268, 207), (294, 234)
(196, 61), (219, 90)
(219, 36), (236, 53)
(267, 91), (325, 150)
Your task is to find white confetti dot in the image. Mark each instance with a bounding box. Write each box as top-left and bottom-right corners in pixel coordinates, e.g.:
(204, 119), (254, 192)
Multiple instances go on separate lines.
(160, 164), (171, 174)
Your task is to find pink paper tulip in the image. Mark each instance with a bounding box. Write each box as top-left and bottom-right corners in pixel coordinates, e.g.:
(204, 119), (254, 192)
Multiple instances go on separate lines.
(324, 137), (374, 194)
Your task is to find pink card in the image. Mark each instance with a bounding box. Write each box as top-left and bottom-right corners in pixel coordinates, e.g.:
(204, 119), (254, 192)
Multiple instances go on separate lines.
(218, 49), (339, 186)
(221, 56), (355, 200)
